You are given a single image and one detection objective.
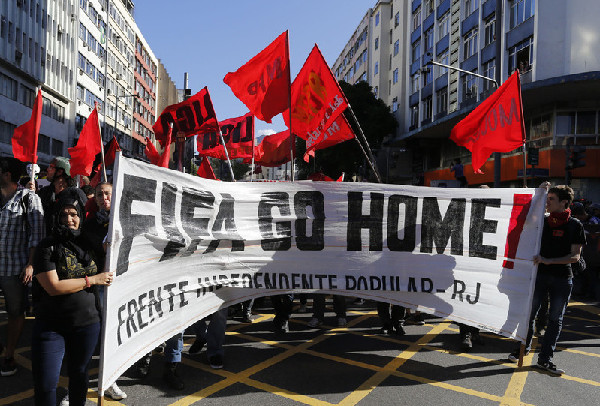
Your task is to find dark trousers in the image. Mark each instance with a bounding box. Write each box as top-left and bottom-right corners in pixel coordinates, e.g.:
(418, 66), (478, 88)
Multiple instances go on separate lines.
(271, 294), (293, 326)
(312, 295), (346, 320)
(524, 273), (573, 363)
(32, 320), (100, 406)
(377, 303), (406, 328)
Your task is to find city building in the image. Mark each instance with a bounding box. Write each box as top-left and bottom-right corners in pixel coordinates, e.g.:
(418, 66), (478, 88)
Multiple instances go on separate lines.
(1, 0), (76, 164)
(2, 0), (172, 171)
(333, 0), (600, 200)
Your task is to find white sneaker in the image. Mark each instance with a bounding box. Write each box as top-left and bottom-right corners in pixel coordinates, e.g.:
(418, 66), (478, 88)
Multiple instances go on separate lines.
(59, 393), (69, 406)
(307, 318), (323, 328)
(105, 383), (127, 400)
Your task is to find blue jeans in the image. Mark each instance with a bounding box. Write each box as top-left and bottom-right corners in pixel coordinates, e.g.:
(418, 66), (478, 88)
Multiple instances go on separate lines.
(192, 308), (228, 358)
(524, 273), (573, 363)
(164, 331), (184, 363)
(31, 320), (100, 406)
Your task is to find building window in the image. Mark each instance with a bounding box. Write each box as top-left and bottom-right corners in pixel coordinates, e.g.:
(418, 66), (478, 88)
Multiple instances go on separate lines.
(422, 97), (433, 121)
(437, 51), (449, 77)
(510, 0), (535, 29)
(0, 120), (16, 145)
(375, 11), (380, 26)
(395, 12), (400, 27)
(424, 0), (434, 16)
(392, 97), (398, 112)
(412, 7), (421, 31)
(393, 68), (399, 84)
(508, 37), (533, 73)
(410, 74), (420, 94)
(374, 86), (378, 98)
(19, 84), (34, 108)
(422, 67), (432, 86)
(38, 135), (50, 154)
(410, 105), (419, 128)
(463, 28), (478, 59)
(465, 0), (479, 16)
(436, 88), (448, 114)
(0, 15), (6, 39)
(482, 59), (496, 91)
(375, 37), (379, 50)
(438, 12), (449, 40)
(424, 28), (433, 50)
(0, 72), (17, 100)
(484, 15), (496, 46)
(374, 62), (379, 75)
(52, 139), (64, 156)
(463, 70), (478, 100)
(412, 41), (421, 63)
(393, 40), (400, 56)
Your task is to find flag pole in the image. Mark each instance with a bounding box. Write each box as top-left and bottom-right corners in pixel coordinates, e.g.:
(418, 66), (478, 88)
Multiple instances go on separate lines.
(251, 133), (256, 182)
(30, 86), (41, 182)
(346, 106), (383, 183)
(517, 72), (528, 188)
(217, 127), (236, 182)
(285, 31), (295, 182)
(96, 102), (107, 182)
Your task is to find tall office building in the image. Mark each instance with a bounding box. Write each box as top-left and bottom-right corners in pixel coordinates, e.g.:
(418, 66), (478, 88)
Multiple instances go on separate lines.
(132, 29), (157, 155)
(334, 0), (600, 199)
(1, 0), (75, 162)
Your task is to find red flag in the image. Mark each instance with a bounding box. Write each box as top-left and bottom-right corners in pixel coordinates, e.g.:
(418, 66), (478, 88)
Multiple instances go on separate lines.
(197, 113), (254, 160)
(144, 131), (171, 168)
(337, 173), (344, 182)
(12, 89), (42, 163)
(304, 113), (355, 161)
(68, 105), (102, 176)
(450, 71), (526, 173)
(152, 87), (219, 147)
(284, 45), (349, 140)
(308, 172), (334, 181)
(253, 130), (291, 167)
(196, 156), (217, 180)
(90, 137), (120, 187)
(223, 31), (290, 123)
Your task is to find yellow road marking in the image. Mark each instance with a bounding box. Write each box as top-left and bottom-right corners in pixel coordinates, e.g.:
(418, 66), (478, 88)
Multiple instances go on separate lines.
(568, 302), (600, 317)
(499, 340), (537, 406)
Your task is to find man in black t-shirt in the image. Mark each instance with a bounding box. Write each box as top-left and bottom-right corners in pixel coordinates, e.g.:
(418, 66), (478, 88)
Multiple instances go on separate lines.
(508, 185), (586, 376)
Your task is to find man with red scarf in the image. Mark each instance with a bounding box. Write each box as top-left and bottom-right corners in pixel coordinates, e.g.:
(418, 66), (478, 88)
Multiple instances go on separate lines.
(508, 184), (585, 375)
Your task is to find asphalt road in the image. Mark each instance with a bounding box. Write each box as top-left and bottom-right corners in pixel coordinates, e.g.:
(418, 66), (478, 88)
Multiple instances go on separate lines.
(1, 297), (599, 406)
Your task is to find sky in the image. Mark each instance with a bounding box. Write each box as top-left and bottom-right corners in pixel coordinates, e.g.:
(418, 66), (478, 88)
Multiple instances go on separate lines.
(133, 0), (374, 138)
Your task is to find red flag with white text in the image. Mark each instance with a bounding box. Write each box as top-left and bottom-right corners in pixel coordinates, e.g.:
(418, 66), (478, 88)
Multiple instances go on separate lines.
(12, 89), (42, 163)
(223, 31), (290, 123)
(152, 87), (219, 147)
(284, 45), (348, 140)
(69, 105), (102, 176)
(450, 71), (526, 173)
(304, 113), (355, 161)
(197, 113), (254, 160)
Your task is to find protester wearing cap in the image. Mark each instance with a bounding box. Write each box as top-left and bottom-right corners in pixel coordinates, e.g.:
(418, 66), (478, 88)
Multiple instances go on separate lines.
(38, 157), (72, 235)
(31, 187), (113, 406)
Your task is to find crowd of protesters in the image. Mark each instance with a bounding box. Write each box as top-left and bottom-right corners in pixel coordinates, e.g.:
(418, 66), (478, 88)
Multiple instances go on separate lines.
(1, 156), (600, 403)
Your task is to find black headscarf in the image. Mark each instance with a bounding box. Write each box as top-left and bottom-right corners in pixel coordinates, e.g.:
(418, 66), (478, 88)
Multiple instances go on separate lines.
(53, 187), (92, 266)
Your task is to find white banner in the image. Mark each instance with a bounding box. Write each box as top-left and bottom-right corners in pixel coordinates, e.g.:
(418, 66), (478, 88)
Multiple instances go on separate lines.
(99, 155), (546, 391)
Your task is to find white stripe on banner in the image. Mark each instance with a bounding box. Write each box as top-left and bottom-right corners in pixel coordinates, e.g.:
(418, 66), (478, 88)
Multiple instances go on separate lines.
(98, 154), (546, 391)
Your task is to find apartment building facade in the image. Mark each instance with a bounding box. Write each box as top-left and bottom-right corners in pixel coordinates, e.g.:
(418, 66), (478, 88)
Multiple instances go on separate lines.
(1, 0), (167, 168)
(1, 0), (76, 163)
(334, 0), (600, 199)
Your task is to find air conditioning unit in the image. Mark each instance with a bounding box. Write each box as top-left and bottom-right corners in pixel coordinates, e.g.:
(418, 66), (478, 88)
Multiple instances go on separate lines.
(15, 50), (23, 61)
(71, 13), (76, 20)
(79, 69), (84, 75)
(117, 74), (122, 80)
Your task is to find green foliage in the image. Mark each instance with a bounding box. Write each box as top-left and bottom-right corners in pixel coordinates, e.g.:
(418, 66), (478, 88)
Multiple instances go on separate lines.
(295, 81), (396, 180)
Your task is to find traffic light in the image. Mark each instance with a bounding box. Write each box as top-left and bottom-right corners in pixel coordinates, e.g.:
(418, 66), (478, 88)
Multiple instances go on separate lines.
(566, 146), (586, 170)
(528, 147), (539, 166)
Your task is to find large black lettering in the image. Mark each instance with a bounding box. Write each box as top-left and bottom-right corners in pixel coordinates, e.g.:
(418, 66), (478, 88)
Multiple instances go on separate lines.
(421, 197), (466, 255)
(294, 191), (325, 251)
(499, 98), (519, 127)
(266, 57), (283, 82)
(387, 195), (417, 252)
(347, 192), (384, 251)
(469, 198), (500, 260)
(117, 175), (156, 276)
(209, 193), (244, 252)
(240, 115), (253, 142)
(159, 183), (185, 261)
(202, 132), (219, 150)
(180, 187), (215, 256)
(175, 105), (195, 132)
(258, 192), (291, 251)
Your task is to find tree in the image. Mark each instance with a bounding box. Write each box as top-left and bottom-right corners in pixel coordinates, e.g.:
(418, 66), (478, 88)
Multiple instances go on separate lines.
(295, 81), (397, 180)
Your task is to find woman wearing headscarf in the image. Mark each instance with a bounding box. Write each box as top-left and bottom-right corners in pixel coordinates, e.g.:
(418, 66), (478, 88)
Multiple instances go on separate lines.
(31, 188), (113, 406)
